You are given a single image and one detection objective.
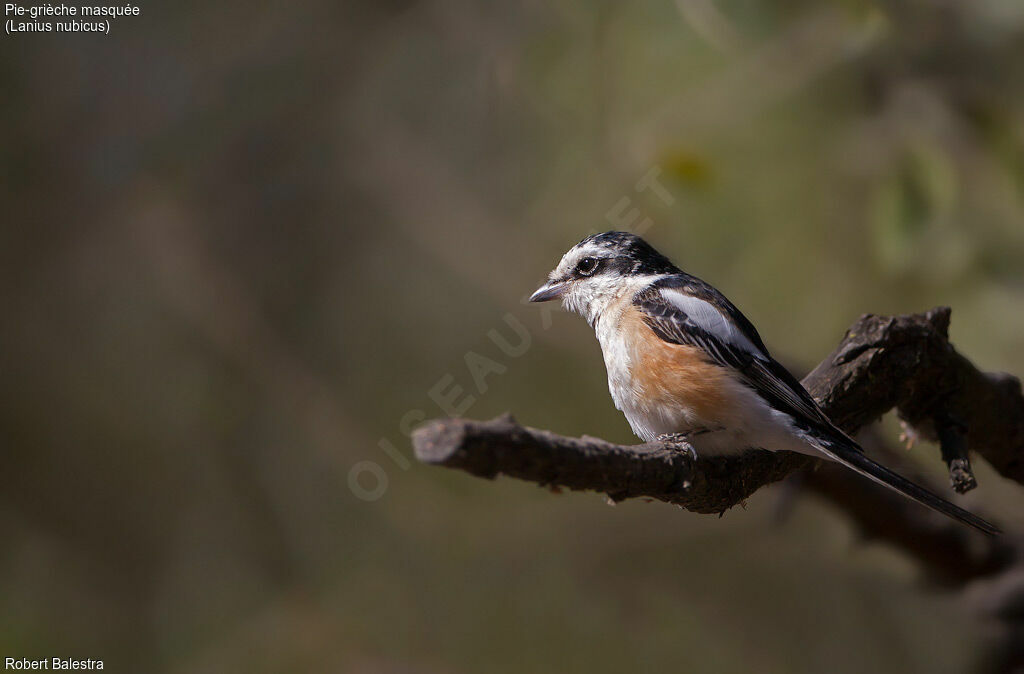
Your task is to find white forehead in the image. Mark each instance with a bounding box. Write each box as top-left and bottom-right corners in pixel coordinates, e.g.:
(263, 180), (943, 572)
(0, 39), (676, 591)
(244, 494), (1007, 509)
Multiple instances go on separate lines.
(553, 241), (607, 277)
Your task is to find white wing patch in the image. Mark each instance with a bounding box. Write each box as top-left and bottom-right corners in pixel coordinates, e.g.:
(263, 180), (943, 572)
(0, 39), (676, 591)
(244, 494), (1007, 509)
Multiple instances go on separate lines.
(658, 287), (765, 358)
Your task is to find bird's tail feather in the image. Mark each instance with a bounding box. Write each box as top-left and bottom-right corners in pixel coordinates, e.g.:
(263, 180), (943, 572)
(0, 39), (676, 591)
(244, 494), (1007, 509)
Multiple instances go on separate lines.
(806, 431), (1000, 535)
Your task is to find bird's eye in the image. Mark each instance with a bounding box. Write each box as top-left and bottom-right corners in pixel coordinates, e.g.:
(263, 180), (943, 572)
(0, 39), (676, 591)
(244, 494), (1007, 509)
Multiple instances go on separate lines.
(575, 257), (599, 276)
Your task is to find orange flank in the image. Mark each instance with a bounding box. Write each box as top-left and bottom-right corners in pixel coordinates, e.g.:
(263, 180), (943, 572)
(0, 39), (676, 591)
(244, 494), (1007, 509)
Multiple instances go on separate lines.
(618, 307), (740, 430)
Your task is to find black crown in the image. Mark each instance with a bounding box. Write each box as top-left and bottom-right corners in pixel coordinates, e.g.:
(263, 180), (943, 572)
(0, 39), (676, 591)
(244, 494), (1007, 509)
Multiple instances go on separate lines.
(578, 231), (679, 275)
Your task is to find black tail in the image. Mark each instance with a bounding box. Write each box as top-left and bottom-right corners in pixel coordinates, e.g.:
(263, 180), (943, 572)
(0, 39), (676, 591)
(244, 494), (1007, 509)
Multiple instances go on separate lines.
(807, 431), (1001, 535)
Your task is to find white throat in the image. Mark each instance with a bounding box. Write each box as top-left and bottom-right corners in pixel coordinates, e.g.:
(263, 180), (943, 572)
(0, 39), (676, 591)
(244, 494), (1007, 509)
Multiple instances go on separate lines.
(563, 274), (664, 327)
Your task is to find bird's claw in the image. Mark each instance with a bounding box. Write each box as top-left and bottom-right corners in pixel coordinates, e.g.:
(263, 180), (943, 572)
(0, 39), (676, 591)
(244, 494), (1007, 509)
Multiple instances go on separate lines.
(657, 432), (699, 461)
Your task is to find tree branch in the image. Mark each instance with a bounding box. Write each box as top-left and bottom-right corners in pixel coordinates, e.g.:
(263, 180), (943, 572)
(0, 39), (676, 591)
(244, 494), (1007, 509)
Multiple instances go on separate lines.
(413, 307), (1024, 673)
(413, 308), (1024, 516)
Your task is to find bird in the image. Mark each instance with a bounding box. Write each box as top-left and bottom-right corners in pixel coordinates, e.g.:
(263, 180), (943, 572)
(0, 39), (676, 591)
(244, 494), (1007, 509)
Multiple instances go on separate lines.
(529, 231), (999, 534)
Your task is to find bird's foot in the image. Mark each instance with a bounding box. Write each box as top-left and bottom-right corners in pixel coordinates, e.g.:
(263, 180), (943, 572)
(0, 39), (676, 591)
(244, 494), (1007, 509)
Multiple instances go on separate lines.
(656, 432), (702, 461)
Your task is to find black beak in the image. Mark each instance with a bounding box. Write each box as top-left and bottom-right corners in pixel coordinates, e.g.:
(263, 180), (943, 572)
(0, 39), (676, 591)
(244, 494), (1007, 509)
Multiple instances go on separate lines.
(529, 280), (568, 303)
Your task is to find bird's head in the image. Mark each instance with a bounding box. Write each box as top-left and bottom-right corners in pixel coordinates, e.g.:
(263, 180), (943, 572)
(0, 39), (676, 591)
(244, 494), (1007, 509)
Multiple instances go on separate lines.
(529, 231), (679, 325)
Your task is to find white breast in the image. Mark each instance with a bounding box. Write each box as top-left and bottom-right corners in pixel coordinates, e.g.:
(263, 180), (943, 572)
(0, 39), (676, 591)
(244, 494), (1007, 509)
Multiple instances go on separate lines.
(592, 280), (647, 418)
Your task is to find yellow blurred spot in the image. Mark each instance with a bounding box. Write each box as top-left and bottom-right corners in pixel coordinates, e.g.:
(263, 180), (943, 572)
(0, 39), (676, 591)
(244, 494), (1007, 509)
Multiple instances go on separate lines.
(660, 150), (714, 189)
